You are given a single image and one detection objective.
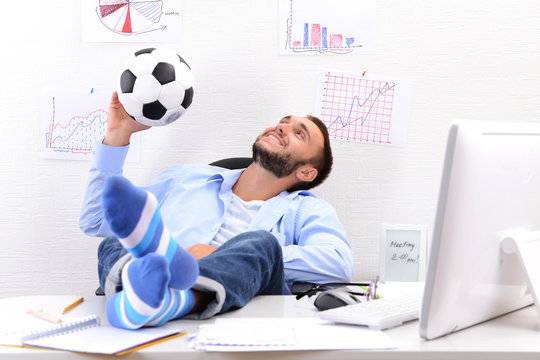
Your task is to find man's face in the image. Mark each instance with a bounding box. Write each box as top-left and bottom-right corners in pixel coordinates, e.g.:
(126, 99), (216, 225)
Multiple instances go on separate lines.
(252, 116), (324, 178)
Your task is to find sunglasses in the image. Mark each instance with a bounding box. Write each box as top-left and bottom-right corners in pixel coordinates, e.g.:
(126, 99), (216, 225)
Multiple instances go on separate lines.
(291, 277), (379, 301)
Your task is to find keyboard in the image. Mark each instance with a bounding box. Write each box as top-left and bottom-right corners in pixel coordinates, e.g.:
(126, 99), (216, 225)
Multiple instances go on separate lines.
(318, 284), (423, 330)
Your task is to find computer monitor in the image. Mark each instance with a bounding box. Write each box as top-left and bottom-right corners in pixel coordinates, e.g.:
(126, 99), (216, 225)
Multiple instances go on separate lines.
(419, 120), (540, 340)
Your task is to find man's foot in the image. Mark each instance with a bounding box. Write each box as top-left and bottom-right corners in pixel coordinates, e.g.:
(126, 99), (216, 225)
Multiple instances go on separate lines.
(101, 175), (198, 289)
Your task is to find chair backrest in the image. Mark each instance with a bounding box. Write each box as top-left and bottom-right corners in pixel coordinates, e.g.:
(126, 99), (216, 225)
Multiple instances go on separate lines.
(209, 157), (253, 170)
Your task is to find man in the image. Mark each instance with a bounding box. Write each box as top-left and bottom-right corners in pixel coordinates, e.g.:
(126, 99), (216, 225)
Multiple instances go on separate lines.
(79, 92), (353, 329)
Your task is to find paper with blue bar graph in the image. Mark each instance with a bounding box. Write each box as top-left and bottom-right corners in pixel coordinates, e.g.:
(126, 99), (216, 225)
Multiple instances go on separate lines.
(40, 89), (140, 161)
(315, 71), (413, 147)
(279, 0), (376, 55)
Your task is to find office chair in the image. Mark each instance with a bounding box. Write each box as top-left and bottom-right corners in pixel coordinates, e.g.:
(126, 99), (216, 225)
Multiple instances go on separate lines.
(95, 157), (254, 296)
(209, 157), (253, 169)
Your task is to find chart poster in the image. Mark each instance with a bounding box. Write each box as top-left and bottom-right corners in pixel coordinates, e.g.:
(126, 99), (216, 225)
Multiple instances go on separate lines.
(40, 89), (140, 161)
(315, 70), (413, 147)
(279, 0), (376, 55)
(82, 0), (183, 43)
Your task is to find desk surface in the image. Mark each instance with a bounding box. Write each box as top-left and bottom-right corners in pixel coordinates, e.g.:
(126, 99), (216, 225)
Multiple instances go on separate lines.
(1, 294), (540, 359)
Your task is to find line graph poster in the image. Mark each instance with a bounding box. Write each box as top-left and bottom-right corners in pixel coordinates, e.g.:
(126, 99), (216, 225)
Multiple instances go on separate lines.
(40, 89), (140, 161)
(279, 0), (376, 55)
(82, 0), (183, 42)
(315, 71), (413, 146)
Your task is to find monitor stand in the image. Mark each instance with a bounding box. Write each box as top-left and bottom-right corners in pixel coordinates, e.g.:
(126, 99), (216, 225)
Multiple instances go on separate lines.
(501, 231), (540, 318)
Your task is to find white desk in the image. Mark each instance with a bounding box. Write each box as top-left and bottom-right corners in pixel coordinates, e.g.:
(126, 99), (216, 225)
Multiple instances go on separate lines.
(1, 295), (540, 359)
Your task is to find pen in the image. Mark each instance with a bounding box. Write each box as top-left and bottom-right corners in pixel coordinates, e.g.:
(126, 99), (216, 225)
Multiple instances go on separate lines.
(62, 297), (84, 314)
(27, 309), (62, 324)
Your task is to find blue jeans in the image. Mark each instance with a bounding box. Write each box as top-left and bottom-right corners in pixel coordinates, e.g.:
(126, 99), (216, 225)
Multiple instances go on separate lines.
(97, 230), (285, 314)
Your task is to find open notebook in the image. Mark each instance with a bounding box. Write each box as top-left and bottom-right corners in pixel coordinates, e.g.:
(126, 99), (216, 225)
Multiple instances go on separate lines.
(0, 314), (183, 355)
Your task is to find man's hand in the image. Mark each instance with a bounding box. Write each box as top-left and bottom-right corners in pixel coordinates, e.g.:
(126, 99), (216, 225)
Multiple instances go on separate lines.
(103, 91), (150, 147)
(186, 244), (218, 260)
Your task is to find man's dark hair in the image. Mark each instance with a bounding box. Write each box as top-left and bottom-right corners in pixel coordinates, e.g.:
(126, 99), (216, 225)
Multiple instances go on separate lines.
(288, 115), (333, 192)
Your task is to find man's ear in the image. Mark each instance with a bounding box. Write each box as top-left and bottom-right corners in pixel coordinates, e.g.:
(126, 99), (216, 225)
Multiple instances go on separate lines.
(295, 166), (318, 183)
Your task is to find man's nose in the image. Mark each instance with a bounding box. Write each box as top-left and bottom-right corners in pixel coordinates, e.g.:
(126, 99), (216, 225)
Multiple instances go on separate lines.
(276, 123), (288, 135)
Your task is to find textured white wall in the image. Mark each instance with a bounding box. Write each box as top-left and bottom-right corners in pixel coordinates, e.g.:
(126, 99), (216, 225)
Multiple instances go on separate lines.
(0, 0), (539, 297)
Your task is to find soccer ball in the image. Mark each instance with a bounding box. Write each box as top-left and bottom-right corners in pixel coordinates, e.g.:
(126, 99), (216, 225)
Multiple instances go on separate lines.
(118, 48), (194, 127)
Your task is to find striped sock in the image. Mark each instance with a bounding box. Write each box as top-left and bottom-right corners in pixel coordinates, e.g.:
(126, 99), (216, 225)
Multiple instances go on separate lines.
(101, 175), (198, 290)
(106, 254), (195, 329)
(106, 254), (169, 329)
(145, 287), (196, 327)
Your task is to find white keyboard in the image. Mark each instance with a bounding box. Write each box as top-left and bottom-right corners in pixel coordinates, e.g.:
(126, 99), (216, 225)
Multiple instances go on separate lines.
(318, 285), (423, 330)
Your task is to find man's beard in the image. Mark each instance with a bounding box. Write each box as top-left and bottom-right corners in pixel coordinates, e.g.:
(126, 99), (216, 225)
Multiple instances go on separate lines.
(252, 139), (306, 178)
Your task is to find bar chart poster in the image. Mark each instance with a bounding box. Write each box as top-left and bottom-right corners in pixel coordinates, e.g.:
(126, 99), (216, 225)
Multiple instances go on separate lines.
(279, 0), (376, 55)
(315, 71), (413, 147)
(82, 0), (183, 43)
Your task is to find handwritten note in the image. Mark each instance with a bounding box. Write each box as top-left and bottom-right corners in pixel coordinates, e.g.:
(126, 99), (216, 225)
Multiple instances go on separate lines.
(389, 238), (418, 264)
(380, 225), (427, 282)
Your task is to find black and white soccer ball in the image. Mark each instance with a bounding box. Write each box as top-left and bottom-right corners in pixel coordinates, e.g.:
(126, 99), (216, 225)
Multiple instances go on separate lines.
(118, 48), (194, 127)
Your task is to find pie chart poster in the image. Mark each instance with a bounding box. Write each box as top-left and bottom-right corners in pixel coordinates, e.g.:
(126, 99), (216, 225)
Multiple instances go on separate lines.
(82, 0), (183, 43)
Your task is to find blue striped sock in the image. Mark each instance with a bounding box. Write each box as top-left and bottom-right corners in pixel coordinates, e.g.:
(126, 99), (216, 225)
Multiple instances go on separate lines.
(102, 175), (199, 290)
(145, 287), (196, 327)
(106, 254), (169, 329)
(106, 254), (196, 329)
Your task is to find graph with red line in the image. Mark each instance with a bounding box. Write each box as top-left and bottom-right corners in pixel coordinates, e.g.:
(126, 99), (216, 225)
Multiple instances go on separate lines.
(45, 100), (107, 155)
(41, 91), (109, 160)
(316, 71), (412, 146)
(40, 90), (140, 161)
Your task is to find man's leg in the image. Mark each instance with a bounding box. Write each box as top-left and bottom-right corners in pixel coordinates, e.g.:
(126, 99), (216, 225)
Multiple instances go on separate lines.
(99, 176), (199, 329)
(97, 235), (129, 294)
(101, 175), (198, 290)
(97, 236), (196, 329)
(106, 254), (197, 329)
(98, 230), (285, 323)
(196, 230), (285, 316)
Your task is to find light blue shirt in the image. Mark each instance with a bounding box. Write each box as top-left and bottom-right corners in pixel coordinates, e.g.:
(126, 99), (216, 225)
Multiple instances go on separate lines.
(79, 141), (354, 292)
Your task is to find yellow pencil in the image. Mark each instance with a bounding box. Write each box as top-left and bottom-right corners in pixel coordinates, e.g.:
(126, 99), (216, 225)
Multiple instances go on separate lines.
(62, 297), (84, 314)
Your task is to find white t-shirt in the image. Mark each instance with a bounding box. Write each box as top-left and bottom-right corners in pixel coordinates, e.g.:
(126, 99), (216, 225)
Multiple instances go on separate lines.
(210, 193), (263, 246)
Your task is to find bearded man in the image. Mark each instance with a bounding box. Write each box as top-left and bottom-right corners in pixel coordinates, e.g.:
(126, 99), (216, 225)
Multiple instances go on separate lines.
(79, 92), (353, 329)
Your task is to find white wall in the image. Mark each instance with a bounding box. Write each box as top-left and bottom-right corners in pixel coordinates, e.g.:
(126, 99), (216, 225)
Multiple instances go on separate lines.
(0, 0), (539, 297)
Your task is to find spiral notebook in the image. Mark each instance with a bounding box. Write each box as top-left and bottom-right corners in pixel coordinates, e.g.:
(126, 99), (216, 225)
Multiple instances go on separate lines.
(0, 314), (183, 355)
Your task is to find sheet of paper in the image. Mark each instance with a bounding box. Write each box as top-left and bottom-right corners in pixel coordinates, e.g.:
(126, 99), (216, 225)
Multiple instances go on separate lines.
(0, 308), (89, 346)
(81, 0), (183, 43)
(24, 324), (181, 355)
(315, 70), (413, 147)
(279, 0), (376, 55)
(40, 89), (140, 161)
(193, 318), (398, 351)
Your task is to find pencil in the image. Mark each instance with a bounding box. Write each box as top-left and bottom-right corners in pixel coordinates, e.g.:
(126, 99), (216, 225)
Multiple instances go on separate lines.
(27, 309), (62, 324)
(62, 297), (84, 314)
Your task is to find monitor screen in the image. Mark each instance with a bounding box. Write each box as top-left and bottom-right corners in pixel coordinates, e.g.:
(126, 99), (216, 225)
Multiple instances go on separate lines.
(419, 120), (540, 340)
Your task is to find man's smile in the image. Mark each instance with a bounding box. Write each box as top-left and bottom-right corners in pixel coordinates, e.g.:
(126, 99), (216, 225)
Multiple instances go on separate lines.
(265, 132), (284, 147)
